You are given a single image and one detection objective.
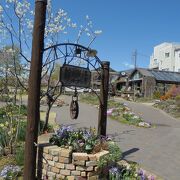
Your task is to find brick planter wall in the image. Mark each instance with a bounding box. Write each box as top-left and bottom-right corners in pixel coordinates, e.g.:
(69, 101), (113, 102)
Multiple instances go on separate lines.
(37, 144), (109, 180)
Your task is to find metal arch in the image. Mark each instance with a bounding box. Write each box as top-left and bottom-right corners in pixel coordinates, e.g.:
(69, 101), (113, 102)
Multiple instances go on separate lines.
(43, 42), (104, 102)
(43, 43), (103, 66)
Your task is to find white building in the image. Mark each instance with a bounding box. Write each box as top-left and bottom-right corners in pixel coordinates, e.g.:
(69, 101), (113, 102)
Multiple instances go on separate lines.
(149, 42), (180, 72)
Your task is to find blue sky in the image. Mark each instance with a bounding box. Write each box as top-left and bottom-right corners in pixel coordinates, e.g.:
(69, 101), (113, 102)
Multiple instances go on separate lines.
(4, 0), (180, 71)
(52, 0), (180, 71)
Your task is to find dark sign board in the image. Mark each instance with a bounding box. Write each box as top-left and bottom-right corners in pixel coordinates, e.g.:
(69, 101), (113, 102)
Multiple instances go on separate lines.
(60, 64), (91, 88)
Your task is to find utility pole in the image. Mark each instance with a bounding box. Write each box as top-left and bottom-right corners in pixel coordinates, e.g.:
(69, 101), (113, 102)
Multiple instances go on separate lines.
(132, 49), (137, 69)
(23, 0), (47, 180)
(132, 50), (137, 101)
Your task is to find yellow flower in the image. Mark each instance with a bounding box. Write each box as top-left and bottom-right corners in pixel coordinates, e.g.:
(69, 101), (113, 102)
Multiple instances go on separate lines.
(0, 123), (4, 128)
(5, 121), (9, 126)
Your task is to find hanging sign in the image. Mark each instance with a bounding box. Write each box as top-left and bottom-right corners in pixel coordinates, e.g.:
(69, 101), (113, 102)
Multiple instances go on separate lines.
(60, 64), (91, 88)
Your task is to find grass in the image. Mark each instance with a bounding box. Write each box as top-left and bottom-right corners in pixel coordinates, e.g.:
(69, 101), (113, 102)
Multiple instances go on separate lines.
(80, 94), (99, 105)
(40, 111), (56, 126)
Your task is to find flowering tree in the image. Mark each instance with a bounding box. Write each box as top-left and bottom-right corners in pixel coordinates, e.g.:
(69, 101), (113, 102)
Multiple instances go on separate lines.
(0, 0), (102, 130)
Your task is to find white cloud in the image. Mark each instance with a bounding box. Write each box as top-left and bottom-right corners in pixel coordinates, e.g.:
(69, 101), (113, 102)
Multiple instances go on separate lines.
(122, 62), (134, 69)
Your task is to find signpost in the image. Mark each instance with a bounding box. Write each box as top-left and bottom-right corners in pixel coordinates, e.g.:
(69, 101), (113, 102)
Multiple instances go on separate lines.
(60, 64), (91, 88)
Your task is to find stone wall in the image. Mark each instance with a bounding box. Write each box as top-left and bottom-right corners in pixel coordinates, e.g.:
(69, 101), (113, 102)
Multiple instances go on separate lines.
(37, 144), (109, 180)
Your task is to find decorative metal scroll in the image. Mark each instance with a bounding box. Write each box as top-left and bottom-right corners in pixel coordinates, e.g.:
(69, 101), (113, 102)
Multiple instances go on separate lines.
(60, 64), (91, 88)
(42, 43), (103, 120)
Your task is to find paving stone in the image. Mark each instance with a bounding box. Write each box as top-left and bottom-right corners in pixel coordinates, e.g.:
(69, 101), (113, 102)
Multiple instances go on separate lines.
(43, 153), (53, 160)
(66, 164), (76, 170)
(95, 150), (109, 160)
(67, 176), (75, 180)
(88, 154), (97, 161)
(73, 160), (85, 166)
(47, 160), (55, 166)
(56, 174), (65, 179)
(86, 161), (97, 166)
(71, 170), (81, 176)
(81, 171), (86, 177)
(53, 156), (59, 162)
(60, 148), (72, 157)
(51, 166), (60, 173)
(49, 147), (61, 156)
(59, 156), (71, 164)
(43, 145), (58, 153)
(55, 162), (65, 169)
(60, 169), (71, 176)
(73, 152), (89, 161)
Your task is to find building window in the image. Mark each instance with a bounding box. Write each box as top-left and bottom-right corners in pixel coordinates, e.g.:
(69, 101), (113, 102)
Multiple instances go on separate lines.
(162, 68), (169, 71)
(165, 52), (170, 58)
(154, 59), (158, 64)
(178, 69), (180, 72)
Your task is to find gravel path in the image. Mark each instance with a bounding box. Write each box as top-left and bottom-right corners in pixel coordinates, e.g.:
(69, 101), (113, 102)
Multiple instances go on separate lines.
(44, 96), (180, 180)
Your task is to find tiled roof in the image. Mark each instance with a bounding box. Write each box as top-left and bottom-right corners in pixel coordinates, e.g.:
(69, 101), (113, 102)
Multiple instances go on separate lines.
(130, 68), (180, 83)
(149, 70), (180, 83)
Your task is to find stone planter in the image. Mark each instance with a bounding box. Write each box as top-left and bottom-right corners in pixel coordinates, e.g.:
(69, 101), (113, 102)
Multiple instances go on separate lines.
(37, 144), (109, 180)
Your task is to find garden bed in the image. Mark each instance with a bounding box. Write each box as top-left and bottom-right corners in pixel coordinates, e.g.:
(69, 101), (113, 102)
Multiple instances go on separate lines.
(153, 99), (180, 119)
(37, 144), (109, 180)
(80, 94), (151, 127)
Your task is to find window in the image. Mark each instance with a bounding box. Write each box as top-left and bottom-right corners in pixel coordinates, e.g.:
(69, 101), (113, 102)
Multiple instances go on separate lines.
(162, 68), (169, 71)
(178, 69), (180, 72)
(154, 59), (158, 64)
(165, 52), (170, 58)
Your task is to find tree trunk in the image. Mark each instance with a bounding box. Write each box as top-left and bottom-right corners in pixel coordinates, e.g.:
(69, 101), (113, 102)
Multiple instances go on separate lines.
(43, 104), (52, 132)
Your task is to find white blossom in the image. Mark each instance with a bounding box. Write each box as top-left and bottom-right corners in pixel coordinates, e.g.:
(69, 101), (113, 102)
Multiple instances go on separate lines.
(94, 30), (102, 35)
(86, 15), (89, 20)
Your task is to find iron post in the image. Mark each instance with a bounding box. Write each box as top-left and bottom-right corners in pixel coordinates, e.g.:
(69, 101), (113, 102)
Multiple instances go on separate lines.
(23, 0), (47, 179)
(98, 61), (110, 136)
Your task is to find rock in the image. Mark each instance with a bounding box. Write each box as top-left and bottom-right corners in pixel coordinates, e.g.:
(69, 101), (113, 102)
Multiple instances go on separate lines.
(138, 122), (151, 128)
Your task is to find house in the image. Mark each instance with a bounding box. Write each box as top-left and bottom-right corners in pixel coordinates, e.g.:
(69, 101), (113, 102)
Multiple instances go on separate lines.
(91, 67), (119, 90)
(149, 42), (180, 72)
(115, 69), (133, 91)
(116, 68), (180, 97)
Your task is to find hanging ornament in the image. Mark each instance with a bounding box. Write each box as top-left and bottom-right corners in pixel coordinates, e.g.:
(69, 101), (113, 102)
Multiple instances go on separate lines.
(70, 88), (79, 119)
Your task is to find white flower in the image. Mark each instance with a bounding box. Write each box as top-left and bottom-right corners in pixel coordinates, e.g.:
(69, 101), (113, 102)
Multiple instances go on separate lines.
(86, 15), (89, 20)
(94, 30), (102, 35)
(71, 23), (77, 28)
(86, 32), (91, 37)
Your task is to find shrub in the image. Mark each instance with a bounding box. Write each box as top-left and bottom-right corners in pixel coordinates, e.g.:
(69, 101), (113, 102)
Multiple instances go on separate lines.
(153, 91), (161, 99)
(50, 125), (112, 154)
(15, 145), (25, 166)
(39, 120), (54, 134)
(175, 95), (180, 107)
(98, 142), (122, 169)
(166, 85), (180, 98)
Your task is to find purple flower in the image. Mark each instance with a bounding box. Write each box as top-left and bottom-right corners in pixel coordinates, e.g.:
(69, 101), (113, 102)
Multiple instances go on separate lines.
(100, 135), (112, 141)
(109, 167), (120, 175)
(138, 169), (146, 180)
(107, 108), (114, 116)
(78, 139), (85, 147)
(148, 175), (155, 180)
(0, 165), (21, 178)
(56, 125), (72, 138)
(83, 131), (92, 140)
